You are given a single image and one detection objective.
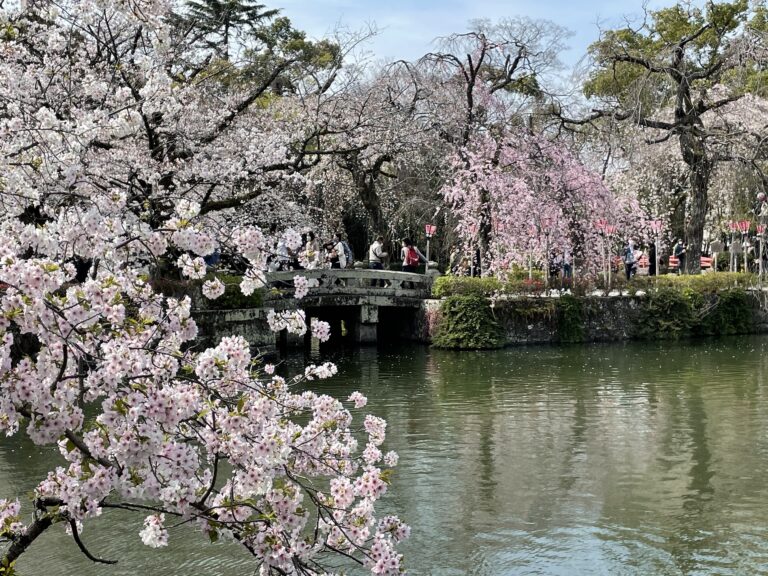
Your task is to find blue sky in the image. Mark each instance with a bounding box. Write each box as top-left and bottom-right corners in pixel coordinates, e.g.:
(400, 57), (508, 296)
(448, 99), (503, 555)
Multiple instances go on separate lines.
(274, 0), (682, 67)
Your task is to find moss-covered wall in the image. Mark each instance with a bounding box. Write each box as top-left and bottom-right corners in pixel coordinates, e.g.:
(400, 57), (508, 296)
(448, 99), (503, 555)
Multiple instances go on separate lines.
(422, 290), (768, 349)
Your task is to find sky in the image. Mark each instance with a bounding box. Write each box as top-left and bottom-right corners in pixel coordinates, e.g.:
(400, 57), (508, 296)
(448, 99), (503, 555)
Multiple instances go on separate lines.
(274, 0), (682, 68)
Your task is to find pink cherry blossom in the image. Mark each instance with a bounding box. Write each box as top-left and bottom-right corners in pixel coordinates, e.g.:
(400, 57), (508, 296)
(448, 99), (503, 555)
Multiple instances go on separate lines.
(202, 278), (226, 300)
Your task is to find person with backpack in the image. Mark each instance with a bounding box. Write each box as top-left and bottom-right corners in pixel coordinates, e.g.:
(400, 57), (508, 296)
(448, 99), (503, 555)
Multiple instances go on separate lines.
(623, 240), (636, 280)
(335, 232), (354, 268)
(401, 238), (426, 289)
(324, 241), (341, 269)
(400, 238), (425, 273)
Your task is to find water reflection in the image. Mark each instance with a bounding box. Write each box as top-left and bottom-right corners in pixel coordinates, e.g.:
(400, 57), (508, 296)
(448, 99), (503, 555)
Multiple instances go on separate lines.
(3, 338), (768, 575)
(306, 339), (768, 575)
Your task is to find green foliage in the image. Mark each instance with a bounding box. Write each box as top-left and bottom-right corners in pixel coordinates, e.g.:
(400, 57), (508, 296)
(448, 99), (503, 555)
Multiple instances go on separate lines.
(434, 279), (758, 348)
(504, 267), (545, 282)
(208, 274), (264, 309)
(151, 273), (263, 309)
(633, 285), (755, 339)
(172, 2), (341, 91)
(629, 272), (755, 293)
(432, 273), (546, 298)
(697, 289), (754, 335)
(432, 276), (502, 298)
(0, 557), (16, 576)
(1, 22), (18, 41)
(584, 28), (657, 100)
(556, 295), (584, 343)
(497, 298), (555, 322)
(432, 296), (505, 350)
(584, 1), (752, 103)
(633, 287), (696, 340)
(181, 0), (279, 55)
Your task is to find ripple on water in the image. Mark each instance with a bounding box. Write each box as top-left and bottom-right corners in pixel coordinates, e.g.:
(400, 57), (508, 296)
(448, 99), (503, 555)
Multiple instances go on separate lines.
(5, 338), (768, 575)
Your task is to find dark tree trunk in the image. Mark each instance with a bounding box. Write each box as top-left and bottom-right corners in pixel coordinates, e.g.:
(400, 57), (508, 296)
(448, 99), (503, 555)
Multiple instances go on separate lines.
(356, 173), (388, 239)
(478, 187), (491, 275)
(680, 131), (711, 275)
(684, 162), (710, 274)
(346, 153), (391, 240)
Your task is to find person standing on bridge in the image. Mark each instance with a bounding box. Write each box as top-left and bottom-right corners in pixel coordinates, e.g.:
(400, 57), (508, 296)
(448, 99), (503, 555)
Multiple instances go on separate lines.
(324, 241), (340, 269)
(401, 238), (426, 273)
(401, 238), (426, 289)
(368, 236), (388, 287)
(304, 231), (320, 269)
(333, 233), (348, 269)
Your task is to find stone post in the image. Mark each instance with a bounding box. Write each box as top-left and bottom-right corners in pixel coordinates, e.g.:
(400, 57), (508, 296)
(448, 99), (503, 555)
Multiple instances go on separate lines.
(354, 304), (379, 344)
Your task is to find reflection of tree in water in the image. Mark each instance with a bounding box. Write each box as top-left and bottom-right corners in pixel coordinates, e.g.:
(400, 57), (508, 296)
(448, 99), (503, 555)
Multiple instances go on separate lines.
(477, 412), (498, 502)
(663, 379), (716, 574)
(291, 337), (768, 574)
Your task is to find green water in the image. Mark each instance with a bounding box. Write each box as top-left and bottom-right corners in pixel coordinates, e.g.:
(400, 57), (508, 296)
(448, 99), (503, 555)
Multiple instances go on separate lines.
(3, 338), (768, 575)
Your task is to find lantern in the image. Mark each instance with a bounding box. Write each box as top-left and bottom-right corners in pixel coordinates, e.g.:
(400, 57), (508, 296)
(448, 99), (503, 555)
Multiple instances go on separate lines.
(739, 220), (751, 233)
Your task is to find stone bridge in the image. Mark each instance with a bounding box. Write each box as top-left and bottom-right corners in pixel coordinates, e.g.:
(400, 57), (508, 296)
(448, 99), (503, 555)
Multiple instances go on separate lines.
(264, 269), (433, 345)
(195, 269), (435, 349)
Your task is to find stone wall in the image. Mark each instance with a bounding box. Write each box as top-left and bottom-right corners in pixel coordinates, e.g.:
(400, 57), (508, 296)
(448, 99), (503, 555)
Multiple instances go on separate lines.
(192, 292), (768, 351)
(193, 308), (275, 352)
(494, 297), (642, 345)
(416, 294), (768, 346)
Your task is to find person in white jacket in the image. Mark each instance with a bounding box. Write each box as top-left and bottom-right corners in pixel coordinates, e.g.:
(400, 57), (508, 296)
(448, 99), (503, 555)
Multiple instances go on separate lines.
(333, 236), (347, 269)
(368, 236), (388, 286)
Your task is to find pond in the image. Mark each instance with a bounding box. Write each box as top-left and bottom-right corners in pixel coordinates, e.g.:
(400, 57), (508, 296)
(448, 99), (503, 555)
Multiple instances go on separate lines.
(3, 337), (768, 575)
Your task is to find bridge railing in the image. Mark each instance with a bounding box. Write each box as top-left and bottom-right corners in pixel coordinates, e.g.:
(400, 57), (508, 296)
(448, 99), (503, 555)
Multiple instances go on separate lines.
(263, 269), (433, 301)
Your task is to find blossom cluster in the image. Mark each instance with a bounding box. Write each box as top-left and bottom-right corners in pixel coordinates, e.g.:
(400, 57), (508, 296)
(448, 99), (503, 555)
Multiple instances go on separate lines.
(266, 309), (307, 335)
(202, 278), (226, 300)
(294, 275), (309, 299)
(311, 317), (331, 342)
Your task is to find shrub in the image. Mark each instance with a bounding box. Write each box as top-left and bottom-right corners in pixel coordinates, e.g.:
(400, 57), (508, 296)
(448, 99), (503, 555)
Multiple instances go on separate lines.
(432, 275), (547, 297)
(432, 295), (505, 349)
(504, 267), (545, 282)
(504, 277), (546, 295)
(696, 288), (754, 335)
(556, 295), (584, 342)
(432, 276), (502, 298)
(633, 287), (696, 340)
(629, 272), (755, 293)
(633, 284), (755, 339)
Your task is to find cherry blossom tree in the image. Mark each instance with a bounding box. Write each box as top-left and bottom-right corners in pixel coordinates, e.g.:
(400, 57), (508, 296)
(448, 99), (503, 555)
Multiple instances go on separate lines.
(441, 130), (644, 277)
(417, 18), (576, 270)
(421, 18), (571, 147)
(0, 1), (407, 574)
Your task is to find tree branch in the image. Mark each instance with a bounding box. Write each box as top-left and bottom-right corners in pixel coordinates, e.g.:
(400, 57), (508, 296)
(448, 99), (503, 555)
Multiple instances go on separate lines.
(69, 520), (118, 565)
